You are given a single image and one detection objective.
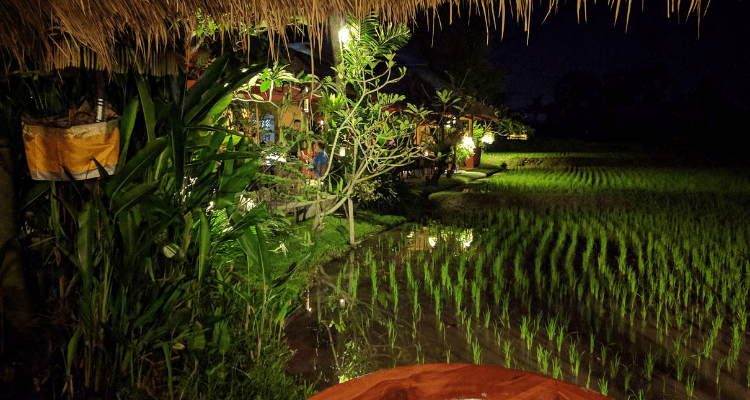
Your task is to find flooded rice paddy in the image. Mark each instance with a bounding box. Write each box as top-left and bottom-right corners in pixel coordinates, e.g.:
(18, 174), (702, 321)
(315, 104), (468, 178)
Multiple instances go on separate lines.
(290, 162), (750, 400)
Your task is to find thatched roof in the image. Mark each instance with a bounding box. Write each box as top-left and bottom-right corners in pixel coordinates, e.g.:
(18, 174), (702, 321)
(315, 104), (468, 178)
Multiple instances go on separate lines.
(0, 0), (708, 75)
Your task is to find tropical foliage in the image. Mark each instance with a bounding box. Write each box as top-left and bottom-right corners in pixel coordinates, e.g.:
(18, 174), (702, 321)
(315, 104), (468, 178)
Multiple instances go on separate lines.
(16, 54), (312, 399)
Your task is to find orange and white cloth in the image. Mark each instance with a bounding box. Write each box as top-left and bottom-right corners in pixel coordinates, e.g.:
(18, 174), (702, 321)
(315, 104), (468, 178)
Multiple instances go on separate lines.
(23, 119), (120, 180)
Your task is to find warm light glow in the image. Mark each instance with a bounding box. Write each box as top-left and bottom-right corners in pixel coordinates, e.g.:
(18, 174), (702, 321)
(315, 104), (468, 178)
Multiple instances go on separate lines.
(481, 134), (494, 144)
(339, 298), (346, 308)
(338, 27), (352, 46)
(339, 146), (346, 157)
(428, 236), (437, 247)
(459, 229), (473, 248)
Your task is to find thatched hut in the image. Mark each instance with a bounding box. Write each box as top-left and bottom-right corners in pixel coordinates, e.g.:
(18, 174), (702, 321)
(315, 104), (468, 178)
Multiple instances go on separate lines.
(0, 0), (709, 76)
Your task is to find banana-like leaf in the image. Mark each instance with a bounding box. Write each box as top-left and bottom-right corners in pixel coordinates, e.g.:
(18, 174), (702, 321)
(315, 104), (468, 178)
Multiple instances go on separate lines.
(135, 75), (156, 143)
(117, 97), (140, 170)
(218, 323), (231, 356)
(157, 342), (174, 399)
(197, 212), (209, 281)
(182, 56), (229, 115)
(183, 175), (218, 210)
(111, 181), (160, 215)
(238, 225), (272, 285)
(170, 104), (185, 192)
(92, 158), (110, 182)
(77, 203), (96, 292)
(221, 159), (259, 193)
(196, 93), (233, 127)
(65, 325), (83, 376)
(184, 61), (263, 124)
(118, 210), (137, 257)
(106, 136), (168, 199)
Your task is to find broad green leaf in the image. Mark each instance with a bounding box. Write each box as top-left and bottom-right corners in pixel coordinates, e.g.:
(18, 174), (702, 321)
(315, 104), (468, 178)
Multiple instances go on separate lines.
(197, 212), (209, 281)
(259, 80), (272, 93)
(135, 75), (156, 142)
(65, 326), (83, 376)
(221, 159), (259, 193)
(117, 97), (139, 169)
(182, 55), (229, 115)
(106, 136), (168, 198)
(218, 323), (231, 356)
(157, 342), (174, 399)
(77, 203), (96, 292)
(170, 104), (185, 191)
(91, 158), (110, 182)
(111, 181), (160, 215)
(188, 330), (206, 351)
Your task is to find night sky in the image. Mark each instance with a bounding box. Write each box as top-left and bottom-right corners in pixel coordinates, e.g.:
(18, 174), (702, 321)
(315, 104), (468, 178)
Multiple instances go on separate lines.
(490, 0), (750, 111)
(404, 0), (750, 142)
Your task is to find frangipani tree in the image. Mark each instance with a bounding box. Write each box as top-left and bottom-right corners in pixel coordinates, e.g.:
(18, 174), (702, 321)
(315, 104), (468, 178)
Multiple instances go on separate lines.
(312, 16), (430, 244)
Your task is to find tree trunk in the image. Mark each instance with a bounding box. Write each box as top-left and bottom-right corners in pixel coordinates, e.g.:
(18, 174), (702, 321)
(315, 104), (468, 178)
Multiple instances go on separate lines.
(347, 198), (355, 245)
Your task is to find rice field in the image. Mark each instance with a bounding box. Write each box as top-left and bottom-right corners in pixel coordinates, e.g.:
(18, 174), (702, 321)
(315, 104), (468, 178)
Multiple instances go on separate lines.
(311, 157), (750, 399)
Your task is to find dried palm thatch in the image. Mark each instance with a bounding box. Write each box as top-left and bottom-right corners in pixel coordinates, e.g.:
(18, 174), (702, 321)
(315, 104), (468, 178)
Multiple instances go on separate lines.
(0, 0), (709, 75)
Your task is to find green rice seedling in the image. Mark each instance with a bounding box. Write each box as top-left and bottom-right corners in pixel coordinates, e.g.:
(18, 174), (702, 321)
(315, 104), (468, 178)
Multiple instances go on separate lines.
(609, 352), (621, 379)
(475, 252), (485, 282)
(390, 261), (399, 315)
(600, 344), (608, 367)
(434, 286), (442, 325)
(521, 316), (530, 340)
(536, 345), (550, 374)
(746, 360), (750, 388)
(546, 316), (558, 342)
(413, 284), (420, 320)
(424, 267), (433, 295)
(586, 363), (592, 389)
(556, 326), (565, 353)
(472, 339), (482, 365)
(445, 347), (451, 363)
(351, 265), (360, 301)
(493, 281), (502, 306)
(716, 356), (726, 385)
(644, 350), (655, 381)
(569, 345), (582, 377)
(387, 318), (396, 349)
(674, 352), (686, 382)
(552, 357), (562, 380)
(623, 366), (633, 393)
(457, 253), (467, 285)
(498, 293), (510, 327)
(371, 261), (378, 312)
(441, 259), (450, 288)
(454, 285), (464, 313)
(406, 261), (413, 290)
(472, 281), (481, 319)
(685, 373), (696, 398)
(484, 307), (492, 329)
(504, 341), (513, 368)
(730, 322), (742, 370)
(589, 334), (595, 354)
(598, 378), (608, 396)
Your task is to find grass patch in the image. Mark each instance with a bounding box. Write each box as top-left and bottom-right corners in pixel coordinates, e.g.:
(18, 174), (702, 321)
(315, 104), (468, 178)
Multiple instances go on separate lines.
(269, 212), (406, 272)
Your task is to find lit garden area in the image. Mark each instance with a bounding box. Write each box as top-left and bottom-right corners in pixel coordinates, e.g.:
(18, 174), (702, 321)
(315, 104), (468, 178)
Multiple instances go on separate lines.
(1, 1), (749, 400)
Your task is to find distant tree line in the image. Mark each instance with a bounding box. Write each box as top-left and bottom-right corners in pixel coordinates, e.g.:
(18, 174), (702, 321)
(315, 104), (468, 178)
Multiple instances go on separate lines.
(529, 62), (748, 148)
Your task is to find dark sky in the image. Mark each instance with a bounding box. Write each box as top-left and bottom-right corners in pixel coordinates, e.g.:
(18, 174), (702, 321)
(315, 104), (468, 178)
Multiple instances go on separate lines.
(488, 0), (750, 111)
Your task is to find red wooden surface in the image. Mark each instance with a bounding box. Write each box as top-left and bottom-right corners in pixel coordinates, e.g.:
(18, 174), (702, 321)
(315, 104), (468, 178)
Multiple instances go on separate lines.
(308, 363), (610, 400)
